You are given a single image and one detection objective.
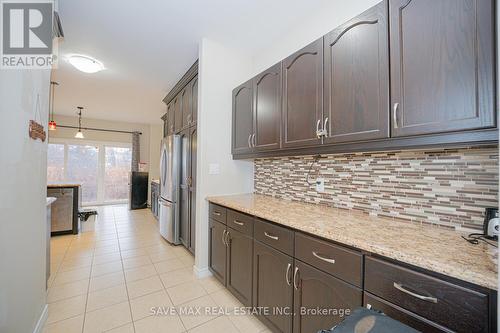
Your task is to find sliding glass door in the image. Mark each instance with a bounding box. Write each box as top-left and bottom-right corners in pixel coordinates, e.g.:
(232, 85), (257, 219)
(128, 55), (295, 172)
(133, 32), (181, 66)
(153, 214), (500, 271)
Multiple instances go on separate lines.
(47, 140), (132, 205)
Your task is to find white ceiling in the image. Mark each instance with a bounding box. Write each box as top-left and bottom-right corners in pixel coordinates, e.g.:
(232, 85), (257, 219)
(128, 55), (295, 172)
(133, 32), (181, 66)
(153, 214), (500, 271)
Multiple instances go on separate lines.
(52, 0), (334, 124)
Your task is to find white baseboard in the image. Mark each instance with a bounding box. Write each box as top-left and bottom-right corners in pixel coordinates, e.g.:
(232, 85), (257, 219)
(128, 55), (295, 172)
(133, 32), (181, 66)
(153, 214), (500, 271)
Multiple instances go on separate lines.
(193, 265), (212, 279)
(33, 304), (48, 333)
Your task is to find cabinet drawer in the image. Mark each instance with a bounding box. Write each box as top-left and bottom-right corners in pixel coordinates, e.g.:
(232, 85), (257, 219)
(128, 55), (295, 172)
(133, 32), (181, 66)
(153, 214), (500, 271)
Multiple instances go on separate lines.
(209, 203), (226, 224)
(364, 292), (452, 333)
(227, 209), (253, 236)
(254, 219), (293, 255)
(295, 232), (362, 287)
(365, 256), (489, 333)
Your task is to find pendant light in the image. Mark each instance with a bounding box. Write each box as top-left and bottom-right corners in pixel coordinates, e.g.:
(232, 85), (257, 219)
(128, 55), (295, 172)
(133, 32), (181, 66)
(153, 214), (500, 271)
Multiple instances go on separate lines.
(48, 81), (59, 130)
(75, 106), (84, 139)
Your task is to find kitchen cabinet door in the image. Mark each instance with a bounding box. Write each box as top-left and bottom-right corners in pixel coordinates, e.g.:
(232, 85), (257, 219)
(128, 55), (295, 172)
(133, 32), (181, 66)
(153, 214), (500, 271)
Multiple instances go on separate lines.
(167, 103), (175, 135)
(292, 261), (362, 333)
(190, 76), (198, 125)
(323, 1), (389, 144)
(254, 63), (281, 151)
(209, 219), (226, 285)
(390, 0), (495, 137)
(226, 227), (253, 306)
(253, 241), (293, 333)
(179, 130), (190, 249)
(232, 79), (254, 155)
(282, 38), (323, 149)
(173, 96), (182, 133)
(181, 85), (191, 130)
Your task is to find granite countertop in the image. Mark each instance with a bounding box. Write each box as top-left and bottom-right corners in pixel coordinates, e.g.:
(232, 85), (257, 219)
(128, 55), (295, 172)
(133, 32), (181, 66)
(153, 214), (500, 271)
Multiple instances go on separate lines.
(207, 193), (498, 290)
(47, 183), (81, 188)
(46, 197), (56, 206)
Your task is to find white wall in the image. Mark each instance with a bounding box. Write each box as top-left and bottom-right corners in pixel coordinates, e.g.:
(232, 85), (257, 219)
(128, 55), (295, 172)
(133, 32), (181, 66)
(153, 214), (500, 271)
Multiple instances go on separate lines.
(0, 68), (51, 332)
(252, 0), (381, 74)
(194, 38), (254, 275)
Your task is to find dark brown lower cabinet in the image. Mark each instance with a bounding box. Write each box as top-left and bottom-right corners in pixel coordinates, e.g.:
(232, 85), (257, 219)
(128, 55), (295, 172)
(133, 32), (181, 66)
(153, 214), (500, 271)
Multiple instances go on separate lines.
(209, 219), (226, 285)
(253, 241), (294, 333)
(226, 227), (253, 306)
(293, 261), (362, 333)
(364, 292), (452, 333)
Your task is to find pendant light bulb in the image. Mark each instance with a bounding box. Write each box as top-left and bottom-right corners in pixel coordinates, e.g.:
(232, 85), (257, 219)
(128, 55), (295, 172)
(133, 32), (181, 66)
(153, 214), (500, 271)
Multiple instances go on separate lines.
(75, 130), (84, 139)
(75, 106), (84, 139)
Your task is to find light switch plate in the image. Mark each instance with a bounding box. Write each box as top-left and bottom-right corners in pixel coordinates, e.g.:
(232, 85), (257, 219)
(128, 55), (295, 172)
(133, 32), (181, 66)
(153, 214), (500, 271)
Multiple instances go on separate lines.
(208, 163), (220, 175)
(316, 177), (325, 193)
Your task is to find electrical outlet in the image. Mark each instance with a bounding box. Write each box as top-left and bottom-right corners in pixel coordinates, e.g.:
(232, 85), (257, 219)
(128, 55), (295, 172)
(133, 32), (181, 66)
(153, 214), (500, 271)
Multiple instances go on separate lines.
(315, 177), (325, 193)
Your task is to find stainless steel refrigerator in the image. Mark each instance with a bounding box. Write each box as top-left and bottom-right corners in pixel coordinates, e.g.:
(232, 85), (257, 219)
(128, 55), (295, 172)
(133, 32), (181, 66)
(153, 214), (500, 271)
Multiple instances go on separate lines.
(159, 135), (181, 244)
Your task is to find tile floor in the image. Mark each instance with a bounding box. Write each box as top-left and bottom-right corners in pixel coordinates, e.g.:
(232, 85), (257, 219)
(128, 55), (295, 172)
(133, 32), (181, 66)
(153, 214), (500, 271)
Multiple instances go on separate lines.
(44, 205), (269, 333)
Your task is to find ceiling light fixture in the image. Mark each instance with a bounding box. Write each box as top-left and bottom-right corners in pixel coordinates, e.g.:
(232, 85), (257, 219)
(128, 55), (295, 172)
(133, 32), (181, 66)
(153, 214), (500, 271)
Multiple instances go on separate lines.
(75, 106), (85, 139)
(67, 54), (105, 73)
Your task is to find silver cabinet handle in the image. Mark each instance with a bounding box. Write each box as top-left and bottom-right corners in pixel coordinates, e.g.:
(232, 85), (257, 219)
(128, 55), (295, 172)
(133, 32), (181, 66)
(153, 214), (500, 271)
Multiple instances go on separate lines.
(393, 103), (399, 129)
(316, 119), (322, 138)
(233, 220), (244, 226)
(247, 134), (252, 148)
(222, 230), (227, 246)
(213, 211), (221, 216)
(393, 282), (437, 303)
(225, 230), (231, 247)
(252, 133), (256, 147)
(323, 117), (329, 137)
(312, 251), (336, 264)
(293, 266), (299, 290)
(264, 231), (279, 241)
(285, 263), (292, 286)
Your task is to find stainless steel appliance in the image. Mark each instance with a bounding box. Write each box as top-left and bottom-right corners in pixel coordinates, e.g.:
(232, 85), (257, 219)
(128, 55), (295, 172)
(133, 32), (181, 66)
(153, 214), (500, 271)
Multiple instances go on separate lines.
(159, 135), (181, 244)
(484, 207), (499, 239)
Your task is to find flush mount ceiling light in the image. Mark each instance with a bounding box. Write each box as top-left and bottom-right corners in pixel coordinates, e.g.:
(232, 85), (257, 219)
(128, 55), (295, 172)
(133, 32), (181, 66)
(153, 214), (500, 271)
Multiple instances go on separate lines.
(67, 54), (105, 73)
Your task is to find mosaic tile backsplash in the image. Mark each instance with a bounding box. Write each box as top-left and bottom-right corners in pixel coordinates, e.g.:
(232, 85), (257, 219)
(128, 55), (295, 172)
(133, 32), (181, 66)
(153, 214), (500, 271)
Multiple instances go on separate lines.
(254, 146), (499, 230)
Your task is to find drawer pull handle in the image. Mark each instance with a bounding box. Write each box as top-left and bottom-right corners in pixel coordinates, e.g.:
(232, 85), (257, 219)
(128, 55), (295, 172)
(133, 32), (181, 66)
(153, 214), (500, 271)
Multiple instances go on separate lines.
(213, 211), (222, 216)
(285, 263), (292, 286)
(264, 232), (279, 241)
(293, 266), (300, 290)
(233, 220), (244, 226)
(393, 282), (437, 304)
(222, 230), (227, 246)
(312, 251), (335, 264)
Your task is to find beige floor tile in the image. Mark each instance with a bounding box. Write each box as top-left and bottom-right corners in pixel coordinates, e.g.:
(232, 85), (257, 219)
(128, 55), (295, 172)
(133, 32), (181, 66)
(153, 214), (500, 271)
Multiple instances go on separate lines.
(167, 281), (207, 305)
(47, 294), (87, 324)
(179, 255), (195, 268)
(93, 252), (121, 265)
(42, 314), (84, 333)
(130, 289), (173, 321)
(86, 284), (129, 312)
(121, 248), (148, 259)
(228, 314), (268, 333)
(59, 256), (93, 272)
(178, 295), (220, 330)
(94, 245), (121, 256)
(154, 258), (185, 274)
(188, 316), (239, 333)
(92, 260), (123, 277)
(83, 301), (132, 333)
(209, 289), (242, 312)
(148, 250), (177, 263)
(52, 267), (91, 286)
(122, 255), (152, 270)
(127, 275), (164, 299)
(124, 264), (157, 282)
(134, 314), (185, 333)
(47, 279), (89, 303)
(104, 323), (135, 333)
(90, 271), (125, 292)
(159, 268), (196, 289)
(197, 276), (224, 294)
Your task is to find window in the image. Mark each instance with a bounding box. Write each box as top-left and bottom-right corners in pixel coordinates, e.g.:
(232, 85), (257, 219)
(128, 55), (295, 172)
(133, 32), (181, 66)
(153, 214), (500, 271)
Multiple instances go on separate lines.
(47, 140), (132, 205)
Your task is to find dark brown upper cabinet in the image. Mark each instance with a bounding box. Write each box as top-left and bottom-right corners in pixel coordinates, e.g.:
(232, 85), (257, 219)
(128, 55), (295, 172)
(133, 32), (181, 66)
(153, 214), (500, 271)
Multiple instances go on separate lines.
(323, 1), (389, 144)
(254, 63), (282, 151)
(167, 102), (174, 136)
(180, 85), (191, 130)
(173, 96), (182, 133)
(190, 76), (198, 125)
(390, 0), (496, 137)
(282, 38), (324, 148)
(232, 79), (254, 155)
